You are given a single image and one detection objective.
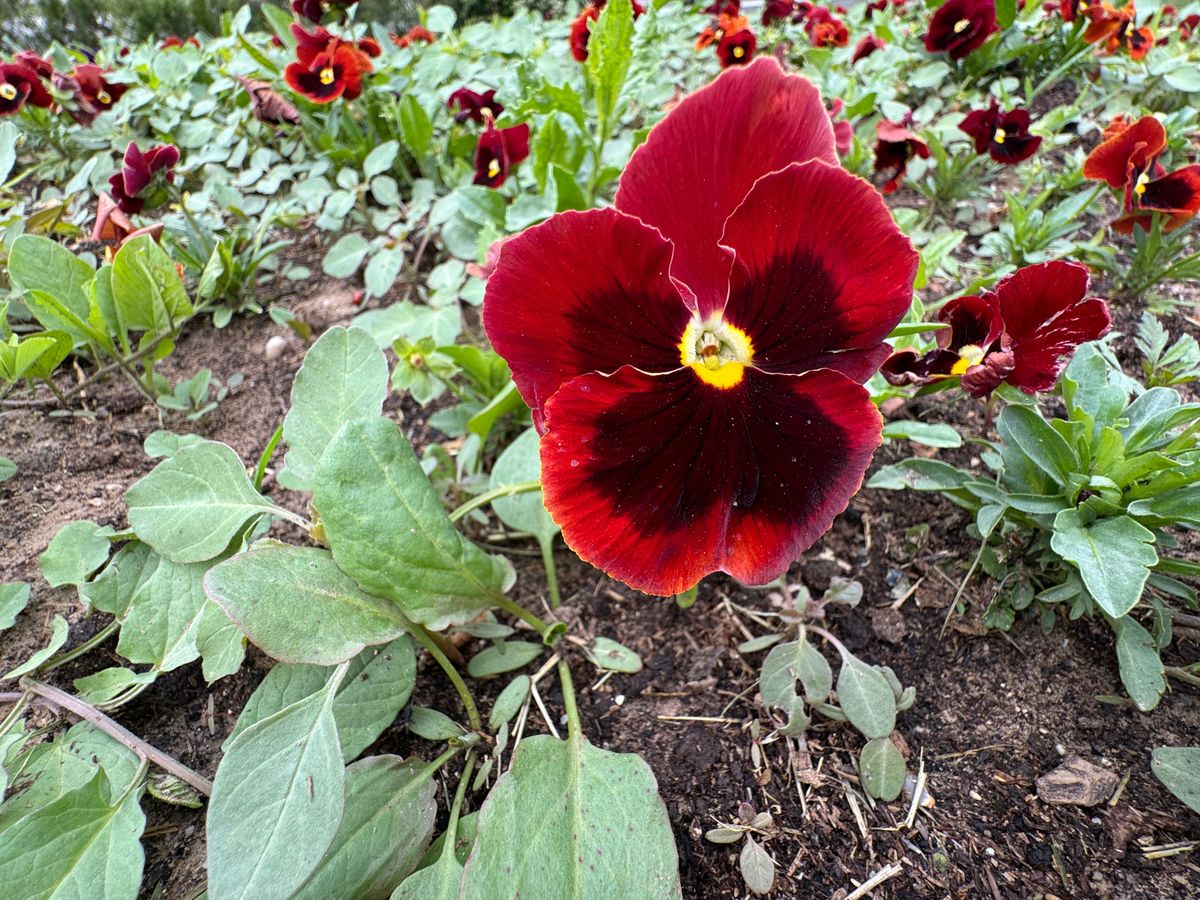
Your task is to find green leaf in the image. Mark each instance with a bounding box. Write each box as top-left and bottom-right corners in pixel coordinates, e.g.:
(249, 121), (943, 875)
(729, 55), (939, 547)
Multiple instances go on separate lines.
(363, 141), (399, 179)
(999, 405), (1078, 486)
(126, 441), (277, 564)
(207, 669), (346, 900)
(590, 637), (642, 673)
(408, 707), (464, 741)
(835, 653), (897, 740)
(0, 582), (31, 630)
(143, 430), (205, 459)
(4, 615), (69, 680)
(226, 636), (416, 762)
(392, 834), (464, 900)
(760, 636), (831, 710)
(281, 326), (389, 492)
(866, 459), (973, 492)
(110, 234), (193, 332)
(859, 737), (905, 801)
(739, 836), (775, 895)
(38, 520), (114, 588)
(1112, 615), (1165, 712)
(7, 234), (96, 324)
(313, 417), (509, 631)
(467, 641), (543, 678)
(1050, 511), (1157, 618)
(585, 0), (634, 140)
(293, 755), (439, 899)
(461, 734), (681, 899)
(489, 428), (557, 543)
(1128, 486), (1200, 528)
(0, 772), (145, 899)
(204, 546), (409, 666)
(1151, 747), (1200, 813)
(364, 246), (406, 299)
(399, 96), (433, 158)
(0, 456), (15, 481)
(881, 420), (962, 448)
(488, 675), (531, 730)
(73, 667), (157, 705)
(995, 0), (1017, 28)
(551, 164), (588, 212)
(323, 233), (370, 278)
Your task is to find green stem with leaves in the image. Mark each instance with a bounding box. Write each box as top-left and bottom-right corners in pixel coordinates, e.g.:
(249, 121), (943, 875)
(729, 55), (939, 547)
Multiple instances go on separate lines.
(411, 625), (482, 733)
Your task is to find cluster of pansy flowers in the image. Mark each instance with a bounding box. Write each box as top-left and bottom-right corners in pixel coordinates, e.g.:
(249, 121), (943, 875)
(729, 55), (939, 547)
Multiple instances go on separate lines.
(571, 0), (646, 62)
(695, 1), (758, 68)
(1083, 115), (1200, 233)
(0, 52), (128, 125)
(284, 24), (380, 103)
(446, 86), (530, 189)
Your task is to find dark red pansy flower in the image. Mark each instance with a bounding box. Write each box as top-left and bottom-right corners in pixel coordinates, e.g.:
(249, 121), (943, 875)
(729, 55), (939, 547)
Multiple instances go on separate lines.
(108, 142), (180, 215)
(571, 6), (601, 61)
(827, 99), (853, 156)
(705, 0), (742, 13)
(883, 262), (1111, 398)
(805, 7), (849, 46)
(56, 63), (126, 125)
(0, 61), (52, 115)
(160, 35), (200, 49)
(762, 0), (794, 24)
(448, 87), (503, 124)
(1058, 0), (1088, 20)
(1082, 114), (1165, 188)
(1114, 164), (1200, 233)
(473, 121), (530, 188)
(718, 27), (757, 65)
(292, 0), (355, 23)
(852, 33), (885, 62)
(285, 30), (374, 103)
(292, 24), (380, 64)
(92, 192), (164, 249)
(13, 51), (53, 80)
(1084, 2), (1154, 57)
(873, 118), (929, 194)
(391, 26), (436, 48)
(237, 76), (301, 125)
(958, 101), (1042, 164)
(924, 0), (998, 59)
(483, 58), (917, 595)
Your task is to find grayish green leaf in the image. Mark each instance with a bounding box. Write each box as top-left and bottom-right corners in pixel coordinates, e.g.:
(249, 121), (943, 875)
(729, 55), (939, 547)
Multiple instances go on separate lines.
(489, 428), (557, 543)
(1051, 511), (1157, 618)
(0, 582), (31, 630)
(408, 708), (463, 741)
(488, 675), (530, 730)
(1151, 747), (1200, 814)
(860, 737), (905, 801)
(836, 654), (897, 740)
(590, 637), (642, 674)
(739, 837), (775, 896)
(467, 641), (543, 679)
(1113, 615), (1165, 712)
(39, 520), (113, 587)
(4, 615), (69, 681)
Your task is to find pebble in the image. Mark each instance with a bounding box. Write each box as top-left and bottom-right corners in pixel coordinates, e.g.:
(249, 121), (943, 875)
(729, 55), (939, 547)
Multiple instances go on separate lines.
(264, 335), (288, 360)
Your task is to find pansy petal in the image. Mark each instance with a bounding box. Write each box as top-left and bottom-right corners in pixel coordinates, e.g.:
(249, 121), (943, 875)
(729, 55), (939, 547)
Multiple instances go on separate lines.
(1082, 115), (1166, 188)
(720, 161), (917, 381)
(1140, 165), (1200, 215)
(615, 57), (836, 315)
(994, 261), (1111, 393)
(482, 208), (691, 430)
(540, 366), (880, 595)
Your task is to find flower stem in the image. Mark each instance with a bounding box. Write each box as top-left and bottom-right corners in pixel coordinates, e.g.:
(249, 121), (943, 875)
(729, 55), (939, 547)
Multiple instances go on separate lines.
(539, 538), (561, 609)
(448, 481), (542, 524)
(557, 659), (582, 745)
(410, 625), (482, 733)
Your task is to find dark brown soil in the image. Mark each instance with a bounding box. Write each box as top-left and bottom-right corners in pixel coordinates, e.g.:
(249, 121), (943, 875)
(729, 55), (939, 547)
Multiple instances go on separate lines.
(2, 272), (1199, 900)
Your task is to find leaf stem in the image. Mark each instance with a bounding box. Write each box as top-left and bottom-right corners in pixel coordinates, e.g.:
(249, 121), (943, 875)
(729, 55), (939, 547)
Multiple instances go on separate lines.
(17, 677), (214, 796)
(805, 624), (852, 659)
(557, 659), (582, 745)
(0, 692), (31, 741)
(254, 423), (285, 490)
(448, 481), (542, 524)
(410, 625), (483, 733)
(539, 537), (561, 609)
(37, 620), (120, 675)
(492, 593), (556, 643)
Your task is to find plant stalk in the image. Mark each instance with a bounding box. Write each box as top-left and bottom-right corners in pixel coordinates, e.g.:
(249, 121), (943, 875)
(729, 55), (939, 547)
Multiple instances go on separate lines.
(410, 625), (483, 733)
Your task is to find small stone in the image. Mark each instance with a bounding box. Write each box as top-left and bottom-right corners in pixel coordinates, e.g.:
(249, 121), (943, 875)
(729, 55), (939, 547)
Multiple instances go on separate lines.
(1036, 755), (1119, 807)
(870, 607), (908, 644)
(264, 335), (288, 360)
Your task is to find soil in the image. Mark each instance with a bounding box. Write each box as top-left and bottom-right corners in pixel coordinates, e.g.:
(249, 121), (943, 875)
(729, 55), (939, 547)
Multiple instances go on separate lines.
(2, 261), (1199, 900)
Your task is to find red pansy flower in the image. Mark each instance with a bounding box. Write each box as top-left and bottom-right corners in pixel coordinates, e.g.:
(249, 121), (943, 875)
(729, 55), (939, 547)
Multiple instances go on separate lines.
(92, 192), (164, 249)
(805, 7), (849, 46)
(924, 0), (998, 59)
(1084, 3), (1153, 57)
(392, 26), (436, 49)
(958, 101), (1042, 164)
(293, 24), (380, 63)
(483, 59), (917, 595)
(1181, 13), (1200, 37)
(852, 34), (886, 62)
(882, 262), (1111, 398)
(718, 27), (757, 65)
(292, 0), (355, 24)
(873, 118), (930, 194)
(0, 61), (53, 116)
(705, 0), (742, 13)
(286, 27), (374, 103)
(473, 121), (530, 188)
(762, 0), (794, 24)
(13, 51), (53, 80)
(237, 76), (300, 126)
(160, 35), (200, 49)
(108, 142), (180, 215)
(1114, 165), (1200, 233)
(448, 87), (503, 124)
(55, 63), (126, 125)
(1082, 114), (1165, 188)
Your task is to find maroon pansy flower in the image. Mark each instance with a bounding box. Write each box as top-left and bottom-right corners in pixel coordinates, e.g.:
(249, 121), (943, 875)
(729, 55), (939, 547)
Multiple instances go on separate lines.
(13, 51), (53, 80)
(873, 118), (929, 194)
(924, 0), (998, 59)
(0, 61), (52, 116)
(109, 142), (180, 215)
(718, 27), (757, 65)
(285, 27), (374, 103)
(882, 262), (1111, 398)
(483, 58), (917, 595)
(473, 121), (530, 188)
(762, 0), (794, 24)
(55, 63), (127, 125)
(448, 87), (503, 124)
(805, 7), (849, 46)
(237, 76), (300, 126)
(959, 101), (1042, 164)
(92, 192), (164, 250)
(852, 34), (886, 62)
(571, 6), (601, 61)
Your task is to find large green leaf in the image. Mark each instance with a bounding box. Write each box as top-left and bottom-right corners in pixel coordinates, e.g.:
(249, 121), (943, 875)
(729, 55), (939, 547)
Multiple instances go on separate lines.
(204, 546), (409, 665)
(998, 405), (1078, 487)
(225, 636), (416, 762)
(207, 669), (346, 900)
(293, 755), (439, 899)
(110, 234), (192, 333)
(7, 234), (96, 325)
(280, 326), (389, 491)
(125, 441), (278, 564)
(1050, 511), (1157, 618)
(38, 520), (113, 588)
(1128, 486), (1200, 528)
(0, 772), (145, 899)
(313, 417), (509, 630)
(1112, 615), (1164, 712)
(1151, 747), (1200, 813)
(835, 653), (897, 740)
(461, 734), (681, 899)
(0, 582), (30, 631)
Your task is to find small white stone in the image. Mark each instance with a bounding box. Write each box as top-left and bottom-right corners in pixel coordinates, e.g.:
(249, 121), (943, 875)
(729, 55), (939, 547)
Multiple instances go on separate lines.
(264, 335), (288, 360)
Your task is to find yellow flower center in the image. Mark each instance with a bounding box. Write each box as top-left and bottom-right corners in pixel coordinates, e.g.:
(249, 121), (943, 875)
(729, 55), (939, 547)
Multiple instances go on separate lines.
(954, 18), (971, 32)
(679, 316), (754, 389)
(950, 344), (986, 376)
(319, 67), (335, 85)
(733, 46), (745, 58)
(97, 90), (111, 104)
(487, 159), (501, 179)
(1134, 171), (1150, 196)
(994, 127), (1006, 144)
(0, 84), (16, 101)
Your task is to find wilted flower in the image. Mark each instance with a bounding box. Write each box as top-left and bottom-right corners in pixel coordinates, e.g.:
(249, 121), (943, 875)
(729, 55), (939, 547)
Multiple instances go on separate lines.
(92, 192), (164, 250)
(0, 61), (52, 116)
(448, 87), (503, 124)
(959, 101), (1042, 164)
(160, 35), (200, 49)
(873, 118), (929, 194)
(882, 262), (1111, 398)
(237, 76), (300, 125)
(852, 34), (886, 62)
(474, 121), (530, 187)
(924, 0), (998, 59)
(109, 142), (180, 215)
(483, 59), (916, 594)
